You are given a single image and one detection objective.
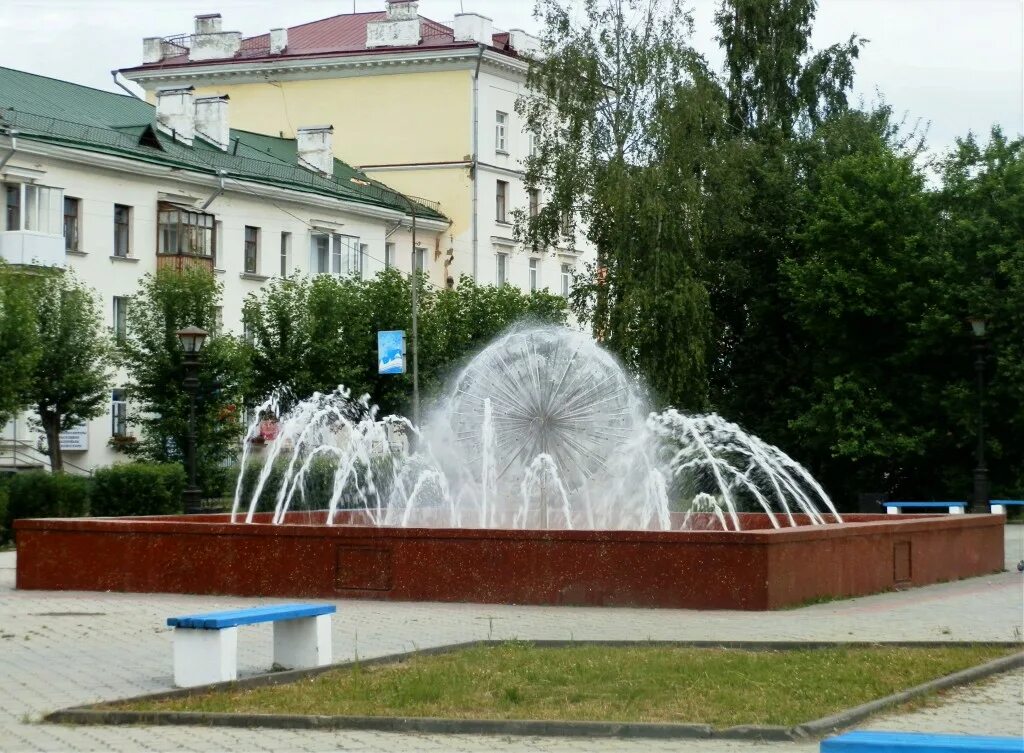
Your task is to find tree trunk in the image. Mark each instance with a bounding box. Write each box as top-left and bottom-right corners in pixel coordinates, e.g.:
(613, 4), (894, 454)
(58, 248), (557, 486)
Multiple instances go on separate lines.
(41, 410), (64, 473)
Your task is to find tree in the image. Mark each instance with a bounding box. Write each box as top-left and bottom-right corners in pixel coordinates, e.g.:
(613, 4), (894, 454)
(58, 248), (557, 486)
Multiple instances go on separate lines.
(24, 271), (112, 472)
(0, 262), (39, 426)
(519, 0), (715, 408)
(929, 127), (1024, 498)
(120, 268), (245, 495)
(779, 108), (938, 499)
(242, 270), (567, 417)
(703, 0), (865, 443)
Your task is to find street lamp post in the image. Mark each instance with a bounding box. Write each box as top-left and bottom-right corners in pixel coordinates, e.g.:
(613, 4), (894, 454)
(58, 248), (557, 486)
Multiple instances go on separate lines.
(351, 178), (420, 427)
(176, 326), (209, 515)
(968, 317), (988, 514)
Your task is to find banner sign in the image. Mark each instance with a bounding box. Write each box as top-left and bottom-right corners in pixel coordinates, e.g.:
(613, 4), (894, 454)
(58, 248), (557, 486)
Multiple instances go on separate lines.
(59, 423), (89, 452)
(378, 330), (406, 375)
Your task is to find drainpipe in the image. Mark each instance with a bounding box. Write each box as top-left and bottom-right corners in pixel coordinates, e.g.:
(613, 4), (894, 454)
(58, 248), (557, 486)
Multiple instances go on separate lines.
(200, 170), (228, 210)
(0, 130), (17, 172)
(110, 70), (142, 100)
(471, 43), (485, 282)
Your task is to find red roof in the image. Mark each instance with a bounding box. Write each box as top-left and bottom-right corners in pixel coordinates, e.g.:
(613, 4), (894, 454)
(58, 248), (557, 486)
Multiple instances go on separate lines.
(133, 12), (517, 70)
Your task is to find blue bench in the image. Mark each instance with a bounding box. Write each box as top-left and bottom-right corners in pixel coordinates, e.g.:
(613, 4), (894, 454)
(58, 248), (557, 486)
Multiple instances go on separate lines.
(883, 501), (967, 515)
(167, 603), (336, 688)
(822, 731), (1024, 752)
(990, 500), (1024, 515)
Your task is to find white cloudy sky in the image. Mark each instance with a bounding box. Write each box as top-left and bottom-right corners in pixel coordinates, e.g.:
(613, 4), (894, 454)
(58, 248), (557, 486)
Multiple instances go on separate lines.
(1, 0), (1021, 155)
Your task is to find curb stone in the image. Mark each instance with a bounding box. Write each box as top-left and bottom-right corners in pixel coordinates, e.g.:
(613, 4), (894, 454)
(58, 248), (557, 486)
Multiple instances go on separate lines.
(44, 642), (1024, 742)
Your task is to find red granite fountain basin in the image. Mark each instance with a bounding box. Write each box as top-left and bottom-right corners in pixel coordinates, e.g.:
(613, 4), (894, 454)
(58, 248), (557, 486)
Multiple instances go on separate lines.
(14, 512), (1004, 610)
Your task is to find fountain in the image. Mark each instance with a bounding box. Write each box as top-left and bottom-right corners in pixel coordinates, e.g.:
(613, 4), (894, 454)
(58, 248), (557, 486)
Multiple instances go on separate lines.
(231, 325), (843, 534)
(14, 326), (1004, 609)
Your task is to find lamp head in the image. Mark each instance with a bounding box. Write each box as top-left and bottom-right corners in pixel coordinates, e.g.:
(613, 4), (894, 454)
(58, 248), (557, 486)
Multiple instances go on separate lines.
(968, 316), (987, 338)
(176, 325), (209, 355)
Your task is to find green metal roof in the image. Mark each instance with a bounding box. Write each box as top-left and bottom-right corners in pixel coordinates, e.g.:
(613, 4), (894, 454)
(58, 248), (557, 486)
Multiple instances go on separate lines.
(0, 66), (446, 221)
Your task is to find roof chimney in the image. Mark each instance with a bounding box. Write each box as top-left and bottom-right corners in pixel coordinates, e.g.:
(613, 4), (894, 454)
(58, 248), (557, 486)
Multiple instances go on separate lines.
(367, 1), (421, 48)
(453, 13), (493, 45)
(296, 126), (334, 176)
(269, 28), (288, 55)
(142, 37), (164, 64)
(195, 95), (230, 151)
(508, 29), (542, 57)
(155, 87), (196, 146)
(189, 13), (242, 62)
(194, 13), (222, 35)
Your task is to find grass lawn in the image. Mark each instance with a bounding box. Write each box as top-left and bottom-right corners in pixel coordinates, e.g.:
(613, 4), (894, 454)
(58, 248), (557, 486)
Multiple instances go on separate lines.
(117, 643), (1013, 727)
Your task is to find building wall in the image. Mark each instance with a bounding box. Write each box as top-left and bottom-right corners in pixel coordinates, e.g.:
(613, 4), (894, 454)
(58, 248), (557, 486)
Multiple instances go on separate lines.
(141, 60), (590, 299)
(184, 69), (473, 167)
(1, 148), (437, 474)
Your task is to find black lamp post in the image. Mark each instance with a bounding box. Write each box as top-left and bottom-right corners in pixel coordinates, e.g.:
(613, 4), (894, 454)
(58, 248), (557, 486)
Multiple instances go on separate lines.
(176, 325), (209, 515)
(968, 316), (988, 514)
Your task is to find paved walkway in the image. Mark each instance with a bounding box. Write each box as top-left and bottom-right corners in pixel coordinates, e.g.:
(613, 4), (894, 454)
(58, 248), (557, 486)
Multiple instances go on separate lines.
(0, 527), (1021, 752)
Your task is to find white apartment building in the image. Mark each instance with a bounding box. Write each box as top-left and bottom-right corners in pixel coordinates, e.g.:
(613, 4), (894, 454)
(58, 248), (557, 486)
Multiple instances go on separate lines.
(0, 66), (447, 473)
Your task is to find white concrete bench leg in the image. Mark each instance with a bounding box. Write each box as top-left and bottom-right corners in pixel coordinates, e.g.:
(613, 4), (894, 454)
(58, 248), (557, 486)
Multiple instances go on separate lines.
(886, 507), (899, 515)
(273, 614), (332, 670)
(991, 504), (1006, 515)
(949, 506), (964, 514)
(173, 627), (238, 688)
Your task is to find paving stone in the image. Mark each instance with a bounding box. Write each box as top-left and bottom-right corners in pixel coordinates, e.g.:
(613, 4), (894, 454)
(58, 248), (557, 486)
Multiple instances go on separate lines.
(0, 526), (1020, 752)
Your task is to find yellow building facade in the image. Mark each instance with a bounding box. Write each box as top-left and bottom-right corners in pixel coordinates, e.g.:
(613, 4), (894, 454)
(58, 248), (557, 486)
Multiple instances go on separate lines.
(122, 3), (584, 293)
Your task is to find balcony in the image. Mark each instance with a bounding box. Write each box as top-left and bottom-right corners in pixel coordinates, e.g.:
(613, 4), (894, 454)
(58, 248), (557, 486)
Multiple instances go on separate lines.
(0, 231), (64, 268)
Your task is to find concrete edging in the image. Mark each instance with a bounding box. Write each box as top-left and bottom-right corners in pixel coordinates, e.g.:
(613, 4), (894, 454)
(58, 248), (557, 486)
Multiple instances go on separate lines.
(44, 642), (1024, 742)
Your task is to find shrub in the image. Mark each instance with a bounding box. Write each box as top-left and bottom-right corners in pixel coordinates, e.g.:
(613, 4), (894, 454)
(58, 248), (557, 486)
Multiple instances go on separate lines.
(0, 475), (9, 543)
(5, 471), (91, 533)
(90, 463), (187, 517)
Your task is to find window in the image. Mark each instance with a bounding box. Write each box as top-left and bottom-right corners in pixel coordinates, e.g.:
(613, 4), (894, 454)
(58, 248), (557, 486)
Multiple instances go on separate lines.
(4, 185), (18, 231)
(280, 232), (291, 277)
(111, 389), (128, 438)
(157, 203), (213, 257)
(311, 232), (361, 276)
(414, 246), (427, 274)
(496, 111), (508, 153)
(64, 197), (80, 251)
(560, 264), (571, 298)
(496, 252), (507, 286)
(496, 180), (508, 223)
(359, 244), (369, 279)
(529, 189), (540, 219)
(112, 296), (128, 342)
(385, 242), (396, 269)
(312, 233), (330, 274)
(528, 129), (539, 158)
(113, 204), (132, 257)
(244, 225), (260, 274)
(529, 257), (539, 292)
(2, 183), (62, 234)
(560, 209), (572, 237)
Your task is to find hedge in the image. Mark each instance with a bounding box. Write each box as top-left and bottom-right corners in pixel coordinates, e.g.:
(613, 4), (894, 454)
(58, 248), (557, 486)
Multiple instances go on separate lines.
(90, 463), (187, 517)
(5, 471), (91, 534)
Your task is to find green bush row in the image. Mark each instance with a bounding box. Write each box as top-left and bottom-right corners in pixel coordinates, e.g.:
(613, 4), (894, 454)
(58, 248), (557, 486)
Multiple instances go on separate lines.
(0, 462), (187, 542)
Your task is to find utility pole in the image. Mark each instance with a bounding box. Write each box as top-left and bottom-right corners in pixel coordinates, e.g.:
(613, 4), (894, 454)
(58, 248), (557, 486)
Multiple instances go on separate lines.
(410, 199), (420, 427)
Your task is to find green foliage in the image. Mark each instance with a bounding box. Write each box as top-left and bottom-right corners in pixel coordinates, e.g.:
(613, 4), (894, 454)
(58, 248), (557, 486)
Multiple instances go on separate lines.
(5, 471), (91, 532)
(929, 127), (1024, 497)
(242, 269), (566, 416)
(0, 476), (9, 543)
(523, 1), (1021, 506)
(119, 268), (245, 496)
(519, 0), (715, 408)
(0, 263), (40, 426)
(23, 271), (113, 472)
(90, 463), (187, 517)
